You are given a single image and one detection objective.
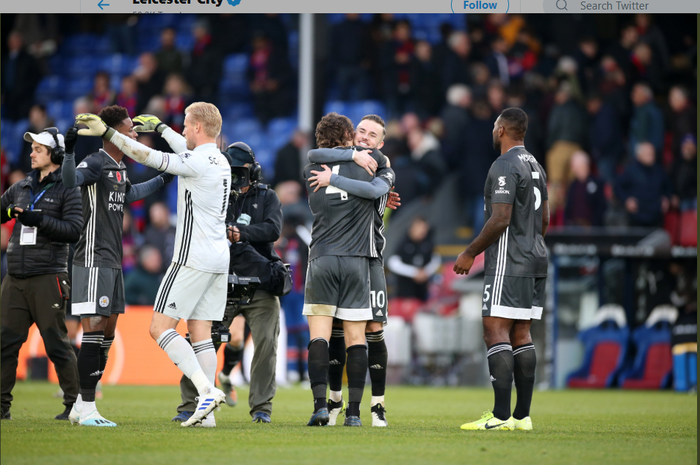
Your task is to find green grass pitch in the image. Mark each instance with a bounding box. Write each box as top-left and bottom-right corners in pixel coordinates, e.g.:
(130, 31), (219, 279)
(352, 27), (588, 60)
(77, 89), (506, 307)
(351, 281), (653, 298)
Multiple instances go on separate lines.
(1, 382), (696, 465)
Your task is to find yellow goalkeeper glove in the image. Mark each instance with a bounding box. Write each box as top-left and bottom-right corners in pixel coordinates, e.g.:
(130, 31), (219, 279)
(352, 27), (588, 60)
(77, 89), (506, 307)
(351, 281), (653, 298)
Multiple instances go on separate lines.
(74, 114), (115, 139)
(133, 114), (168, 134)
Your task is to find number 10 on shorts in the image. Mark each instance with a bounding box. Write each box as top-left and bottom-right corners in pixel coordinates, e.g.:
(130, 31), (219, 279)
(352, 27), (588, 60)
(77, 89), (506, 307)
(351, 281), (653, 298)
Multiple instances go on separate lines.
(370, 290), (386, 309)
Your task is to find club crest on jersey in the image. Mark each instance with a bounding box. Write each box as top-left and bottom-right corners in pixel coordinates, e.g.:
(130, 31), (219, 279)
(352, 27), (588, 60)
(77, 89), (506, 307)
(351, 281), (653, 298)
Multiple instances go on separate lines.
(99, 296), (110, 308)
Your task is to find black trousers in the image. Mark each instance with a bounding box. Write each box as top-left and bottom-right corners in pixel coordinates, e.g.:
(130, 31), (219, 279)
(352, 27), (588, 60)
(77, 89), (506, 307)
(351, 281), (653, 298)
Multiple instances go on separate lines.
(1, 273), (79, 412)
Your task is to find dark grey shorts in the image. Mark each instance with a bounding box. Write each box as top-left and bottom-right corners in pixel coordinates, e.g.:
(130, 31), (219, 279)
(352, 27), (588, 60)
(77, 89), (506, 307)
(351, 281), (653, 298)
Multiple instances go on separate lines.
(481, 275), (545, 320)
(71, 265), (125, 318)
(303, 256), (371, 321)
(369, 257), (388, 324)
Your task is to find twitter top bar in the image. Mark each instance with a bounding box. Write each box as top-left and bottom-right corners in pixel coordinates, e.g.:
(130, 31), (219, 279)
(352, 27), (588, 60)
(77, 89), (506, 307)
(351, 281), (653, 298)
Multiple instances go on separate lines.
(1, 0), (699, 13)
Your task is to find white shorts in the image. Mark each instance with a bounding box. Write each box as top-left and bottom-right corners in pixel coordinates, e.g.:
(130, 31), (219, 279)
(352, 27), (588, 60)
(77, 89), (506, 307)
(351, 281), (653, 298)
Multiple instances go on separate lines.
(153, 263), (227, 321)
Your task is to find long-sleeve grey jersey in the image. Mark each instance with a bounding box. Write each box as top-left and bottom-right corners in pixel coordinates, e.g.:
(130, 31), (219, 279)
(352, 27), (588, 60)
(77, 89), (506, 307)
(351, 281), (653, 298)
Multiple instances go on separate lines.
(308, 147), (394, 259)
(484, 146), (549, 278)
(63, 149), (168, 269)
(304, 147), (390, 260)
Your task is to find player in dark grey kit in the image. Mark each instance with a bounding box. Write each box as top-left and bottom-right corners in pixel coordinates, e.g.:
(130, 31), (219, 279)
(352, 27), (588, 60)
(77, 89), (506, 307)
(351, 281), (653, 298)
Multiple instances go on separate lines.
(454, 107), (549, 431)
(303, 113), (393, 427)
(62, 105), (173, 426)
(307, 114), (397, 427)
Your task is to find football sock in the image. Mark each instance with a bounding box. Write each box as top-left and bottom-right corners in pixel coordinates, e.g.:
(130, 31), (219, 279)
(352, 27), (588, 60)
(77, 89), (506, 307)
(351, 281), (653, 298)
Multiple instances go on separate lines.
(512, 343), (536, 420)
(221, 342), (244, 376)
(346, 344), (368, 417)
(98, 336), (114, 380)
(77, 331), (104, 402)
(157, 329), (210, 392)
(308, 338), (329, 411)
(82, 400), (97, 417)
(193, 339), (217, 385)
(328, 328), (346, 394)
(487, 342), (514, 421)
(367, 330), (387, 397)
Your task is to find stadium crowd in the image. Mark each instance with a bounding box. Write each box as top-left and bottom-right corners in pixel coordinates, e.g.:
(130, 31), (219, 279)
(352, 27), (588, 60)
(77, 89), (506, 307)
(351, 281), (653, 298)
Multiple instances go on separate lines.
(1, 13), (696, 384)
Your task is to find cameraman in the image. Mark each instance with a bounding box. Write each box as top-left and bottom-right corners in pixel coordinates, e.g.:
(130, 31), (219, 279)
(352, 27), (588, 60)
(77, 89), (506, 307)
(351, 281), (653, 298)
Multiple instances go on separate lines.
(173, 142), (283, 425)
(1, 128), (82, 421)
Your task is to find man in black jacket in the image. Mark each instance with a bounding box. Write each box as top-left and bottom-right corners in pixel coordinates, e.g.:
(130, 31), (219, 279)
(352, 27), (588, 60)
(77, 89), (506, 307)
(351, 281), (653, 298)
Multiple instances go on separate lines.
(1, 128), (82, 421)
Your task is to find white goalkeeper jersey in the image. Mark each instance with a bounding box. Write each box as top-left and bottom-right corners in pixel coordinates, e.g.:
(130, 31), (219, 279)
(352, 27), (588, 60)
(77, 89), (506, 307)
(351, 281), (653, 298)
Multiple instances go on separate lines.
(110, 128), (231, 273)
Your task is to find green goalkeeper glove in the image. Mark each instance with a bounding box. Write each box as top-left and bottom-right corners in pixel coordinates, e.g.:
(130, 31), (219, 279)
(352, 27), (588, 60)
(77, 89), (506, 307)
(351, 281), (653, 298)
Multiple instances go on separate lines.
(133, 114), (168, 134)
(74, 114), (115, 140)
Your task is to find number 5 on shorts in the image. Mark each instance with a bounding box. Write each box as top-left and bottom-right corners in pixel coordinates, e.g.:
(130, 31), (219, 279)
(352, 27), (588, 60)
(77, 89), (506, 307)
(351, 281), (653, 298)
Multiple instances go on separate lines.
(483, 284), (491, 303)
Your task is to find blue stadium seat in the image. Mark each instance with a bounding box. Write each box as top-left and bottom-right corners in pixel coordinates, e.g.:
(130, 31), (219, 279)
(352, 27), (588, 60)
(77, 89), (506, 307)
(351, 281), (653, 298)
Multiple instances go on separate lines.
(1, 119), (16, 157)
(255, 145), (275, 181)
(59, 56), (100, 77)
(223, 102), (255, 120)
(323, 100), (350, 118)
(223, 54), (249, 76)
(61, 34), (101, 54)
(5, 119), (29, 165)
(267, 117), (298, 150)
(350, 100), (387, 121)
(94, 35), (112, 55)
(219, 76), (250, 100)
(226, 118), (263, 143)
(101, 55), (138, 76)
(65, 78), (93, 100)
(54, 119), (72, 133)
(288, 31), (299, 69)
(35, 76), (65, 102)
(175, 33), (195, 52)
(47, 100), (75, 122)
(327, 14), (346, 24)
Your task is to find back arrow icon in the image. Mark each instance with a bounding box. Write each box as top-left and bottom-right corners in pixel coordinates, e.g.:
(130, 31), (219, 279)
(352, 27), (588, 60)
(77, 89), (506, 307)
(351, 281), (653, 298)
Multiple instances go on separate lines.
(98, 0), (110, 9)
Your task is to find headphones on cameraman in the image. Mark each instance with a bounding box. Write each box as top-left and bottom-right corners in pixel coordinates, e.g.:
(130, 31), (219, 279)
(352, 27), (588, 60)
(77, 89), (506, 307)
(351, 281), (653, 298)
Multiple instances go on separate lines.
(227, 141), (262, 183)
(44, 127), (65, 165)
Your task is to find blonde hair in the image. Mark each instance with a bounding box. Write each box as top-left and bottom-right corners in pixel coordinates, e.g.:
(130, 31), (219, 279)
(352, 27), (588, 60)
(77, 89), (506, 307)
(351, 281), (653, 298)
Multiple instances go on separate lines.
(185, 102), (222, 138)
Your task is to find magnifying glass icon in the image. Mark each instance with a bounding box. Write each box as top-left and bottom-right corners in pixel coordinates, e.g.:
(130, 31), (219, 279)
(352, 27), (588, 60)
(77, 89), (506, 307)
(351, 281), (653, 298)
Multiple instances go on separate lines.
(556, 0), (568, 9)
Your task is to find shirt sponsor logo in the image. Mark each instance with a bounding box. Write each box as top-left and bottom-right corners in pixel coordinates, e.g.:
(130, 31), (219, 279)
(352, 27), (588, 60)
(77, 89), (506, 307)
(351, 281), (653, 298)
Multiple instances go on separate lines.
(77, 162), (88, 169)
(494, 189), (510, 195)
(498, 176), (506, 187)
(108, 191), (125, 211)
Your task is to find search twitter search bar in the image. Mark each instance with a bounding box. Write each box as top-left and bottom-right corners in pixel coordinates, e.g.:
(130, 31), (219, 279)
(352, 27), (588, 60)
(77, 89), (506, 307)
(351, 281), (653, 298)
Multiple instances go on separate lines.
(541, 0), (699, 12)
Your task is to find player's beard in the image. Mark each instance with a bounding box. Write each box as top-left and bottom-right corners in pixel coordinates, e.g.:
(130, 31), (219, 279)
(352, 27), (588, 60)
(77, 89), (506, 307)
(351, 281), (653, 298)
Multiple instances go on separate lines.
(493, 136), (501, 152)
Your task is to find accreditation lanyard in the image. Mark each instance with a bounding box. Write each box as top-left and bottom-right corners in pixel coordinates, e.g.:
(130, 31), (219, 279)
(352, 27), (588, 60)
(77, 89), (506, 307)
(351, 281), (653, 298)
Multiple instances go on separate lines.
(28, 183), (54, 211)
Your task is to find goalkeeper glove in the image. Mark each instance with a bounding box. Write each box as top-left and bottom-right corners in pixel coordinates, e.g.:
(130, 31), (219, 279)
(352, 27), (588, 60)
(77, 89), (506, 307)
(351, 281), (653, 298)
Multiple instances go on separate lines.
(74, 114), (115, 140)
(64, 126), (79, 154)
(133, 114), (168, 134)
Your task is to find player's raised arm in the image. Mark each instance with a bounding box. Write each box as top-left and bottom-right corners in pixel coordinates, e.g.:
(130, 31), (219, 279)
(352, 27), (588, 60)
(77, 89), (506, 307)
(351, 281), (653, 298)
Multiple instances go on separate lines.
(309, 164), (394, 198)
(133, 114), (188, 154)
(308, 147), (377, 175)
(75, 113), (205, 178)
